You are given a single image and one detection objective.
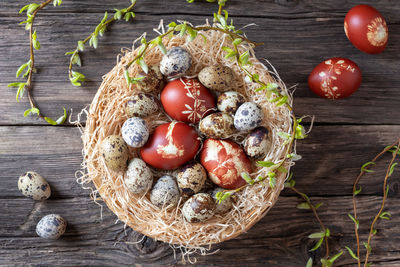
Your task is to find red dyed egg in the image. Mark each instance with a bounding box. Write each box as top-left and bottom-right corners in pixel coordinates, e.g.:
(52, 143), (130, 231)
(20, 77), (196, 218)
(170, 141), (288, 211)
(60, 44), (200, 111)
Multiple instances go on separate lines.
(161, 78), (216, 123)
(140, 122), (200, 170)
(344, 5), (388, 54)
(308, 57), (362, 99)
(200, 139), (251, 190)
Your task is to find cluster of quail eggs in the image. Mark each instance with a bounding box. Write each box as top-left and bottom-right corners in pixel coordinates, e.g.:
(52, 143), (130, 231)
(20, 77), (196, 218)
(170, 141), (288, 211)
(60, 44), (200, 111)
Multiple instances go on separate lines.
(18, 171), (67, 239)
(101, 46), (271, 223)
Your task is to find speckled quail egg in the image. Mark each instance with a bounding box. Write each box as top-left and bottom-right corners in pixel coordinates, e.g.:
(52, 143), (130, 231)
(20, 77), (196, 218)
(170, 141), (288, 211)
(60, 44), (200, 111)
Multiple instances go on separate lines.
(121, 117), (149, 148)
(160, 47), (192, 78)
(135, 65), (164, 92)
(101, 135), (129, 172)
(36, 214), (67, 239)
(244, 127), (270, 158)
(199, 112), (236, 139)
(234, 102), (263, 131)
(217, 91), (246, 114)
(182, 193), (215, 223)
(177, 162), (207, 197)
(211, 187), (233, 214)
(125, 158), (153, 194)
(198, 65), (235, 92)
(150, 175), (180, 208)
(125, 93), (159, 118)
(18, 171), (51, 200)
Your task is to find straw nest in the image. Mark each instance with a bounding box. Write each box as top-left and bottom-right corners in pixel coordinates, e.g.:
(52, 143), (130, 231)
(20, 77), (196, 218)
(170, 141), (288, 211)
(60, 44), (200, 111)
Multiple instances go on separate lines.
(78, 22), (294, 250)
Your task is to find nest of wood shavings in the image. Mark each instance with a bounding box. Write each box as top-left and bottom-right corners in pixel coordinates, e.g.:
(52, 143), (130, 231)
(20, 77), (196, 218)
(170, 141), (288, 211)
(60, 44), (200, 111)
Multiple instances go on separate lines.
(77, 22), (294, 251)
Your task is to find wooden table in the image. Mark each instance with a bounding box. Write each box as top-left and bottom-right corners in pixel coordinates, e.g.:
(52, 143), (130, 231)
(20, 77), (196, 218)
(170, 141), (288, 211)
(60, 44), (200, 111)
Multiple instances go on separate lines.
(1, 0), (399, 266)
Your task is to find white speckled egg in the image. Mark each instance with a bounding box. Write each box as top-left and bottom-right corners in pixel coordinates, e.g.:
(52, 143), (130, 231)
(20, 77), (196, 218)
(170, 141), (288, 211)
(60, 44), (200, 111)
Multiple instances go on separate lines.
(160, 47), (192, 78)
(244, 127), (270, 158)
(182, 193), (215, 223)
(125, 158), (153, 194)
(18, 171), (51, 200)
(234, 102), (263, 131)
(217, 91), (246, 114)
(136, 65), (164, 92)
(150, 175), (180, 208)
(199, 112), (236, 139)
(101, 135), (129, 172)
(121, 117), (149, 148)
(177, 162), (207, 197)
(126, 93), (159, 118)
(198, 65), (235, 92)
(36, 214), (67, 239)
(211, 187), (233, 214)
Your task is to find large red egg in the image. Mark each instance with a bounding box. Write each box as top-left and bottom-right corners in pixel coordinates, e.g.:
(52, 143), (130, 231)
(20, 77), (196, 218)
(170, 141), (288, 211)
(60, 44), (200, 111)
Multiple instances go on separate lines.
(140, 122), (200, 170)
(308, 57), (362, 99)
(161, 78), (216, 123)
(344, 5), (388, 54)
(200, 139), (251, 190)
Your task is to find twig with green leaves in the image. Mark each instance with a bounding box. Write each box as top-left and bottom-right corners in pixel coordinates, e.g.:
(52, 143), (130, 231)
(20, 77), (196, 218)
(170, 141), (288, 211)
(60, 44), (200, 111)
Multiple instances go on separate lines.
(346, 139), (400, 267)
(66, 0), (137, 86)
(8, 0), (67, 125)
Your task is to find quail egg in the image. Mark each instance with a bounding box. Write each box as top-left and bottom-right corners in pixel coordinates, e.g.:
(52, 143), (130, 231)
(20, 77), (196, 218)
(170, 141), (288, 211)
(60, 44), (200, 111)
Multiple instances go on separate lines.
(217, 91), (246, 114)
(182, 193), (215, 223)
(177, 162), (207, 197)
(211, 187), (233, 214)
(160, 47), (192, 78)
(199, 112), (236, 139)
(36, 214), (67, 239)
(101, 135), (129, 172)
(244, 127), (270, 158)
(135, 65), (164, 92)
(125, 158), (153, 194)
(121, 117), (149, 148)
(198, 65), (234, 92)
(125, 93), (159, 118)
(18, 171), (51, 200)
(150, 175), (180, 208)
(234, 102), (263, 131)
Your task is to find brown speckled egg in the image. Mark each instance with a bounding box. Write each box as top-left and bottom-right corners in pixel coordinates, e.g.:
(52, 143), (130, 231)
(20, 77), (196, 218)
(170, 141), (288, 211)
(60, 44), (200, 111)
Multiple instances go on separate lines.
(18, 171), (51, 200)
(182, 193), (215, 223)
(234, 102), (263, 131)
(36, 214), (67, 239)
(198, 65), (234, 92)
(101, 135), (129, 172)
(211, 187), (233, 214)
(244, 127), (270, 158)
(160, 47), (192, 78)
(177, 162), (207, 197)
(199, 112), (236, 139)
(150, 175), (180, 208)
(136, 65), (164, 92)
(125, 93), (159, 118)
(217, 91), (246, 114)
(125, 158), (153, 194)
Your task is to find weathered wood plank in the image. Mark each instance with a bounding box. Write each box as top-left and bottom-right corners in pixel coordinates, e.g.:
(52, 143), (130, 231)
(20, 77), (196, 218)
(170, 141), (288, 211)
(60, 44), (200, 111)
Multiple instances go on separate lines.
(1, 195), (400, 266)
(1, 125), (399, 199)
(1, 13), (399, 125)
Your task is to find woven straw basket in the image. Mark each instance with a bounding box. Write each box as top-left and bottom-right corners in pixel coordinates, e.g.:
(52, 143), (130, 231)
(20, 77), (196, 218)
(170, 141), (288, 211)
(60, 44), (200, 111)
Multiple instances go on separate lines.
(79, 22), (293, 250)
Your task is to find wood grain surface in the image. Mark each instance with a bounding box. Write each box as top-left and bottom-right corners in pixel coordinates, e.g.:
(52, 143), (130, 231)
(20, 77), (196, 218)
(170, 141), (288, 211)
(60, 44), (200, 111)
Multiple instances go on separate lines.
(0, 0), (399, 266)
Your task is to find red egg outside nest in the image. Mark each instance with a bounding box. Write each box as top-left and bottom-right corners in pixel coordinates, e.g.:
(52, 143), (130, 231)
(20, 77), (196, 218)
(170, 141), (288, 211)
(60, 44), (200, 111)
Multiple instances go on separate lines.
(344, 5), (388, 54)
(161, 78), (216, 124)
(308, 57), (362, 99)
(140, 122), (200, 170)
(200, 139), (251, 190)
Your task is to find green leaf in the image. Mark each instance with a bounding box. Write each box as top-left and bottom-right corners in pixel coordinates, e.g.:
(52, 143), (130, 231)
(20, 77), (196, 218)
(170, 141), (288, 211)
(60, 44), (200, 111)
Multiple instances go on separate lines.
(305, 258), (313, 267)
(71, 53), (81, 66)
(269, 176), (276, 189)
(90, 35), (98, 49)
(296, 202), (311, 210)
(255, 85), (267, 92)
(19, 4), (31, 14)
(309, 237), (324, 251)
(276, 95), (288, 106)
(354, 186), (362, 196)
(372, 229), (377, 235)
(114, 10), (122, 20)
(257, 161), (275, 167)
(278, 132), (291, 140)
(295, 124), (307, 139)
(314, 202), (323, 209)
(363, 242), (372, 253)
(345, 246), (359, 260)
(277, 166), (288, 173)
(308, 232), (325, 239)
(16, 62), (29, 78)
(27, 3), (40, 15)
(124, 70), (131, 85)
(138, 59), (148, 74)
(16, 83), (26, 101)
(53, 0), (62, 6)
(379, 211), (392, 220)
(24, 107), (40, 117)
(348, 213), (359, 229)
(157, 42), (167, 55)
(186, 27), (198, 42)
(239, 51), (250, 65)
(328, 251), (343, 265)
(232, 38), (242, 45)
(55, 108), (67, 125)
(179, 22), (187, 37)
(168, 21), (177, 29)
(124, 12), (132, 22)
(32, 30), (40, 50)
(325, 228), (330, 237)
(44, 117), (57, 125)
(386, 184), (390, 195)
(65, 51), (75, 55)
(8, 82), (22, 88)
(361, 161), (375, 173)
(77, 41), (84, 52)
(241, 172), (254, 185)
(186, 0), (195, 3)
(389, 163), (398, 176)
